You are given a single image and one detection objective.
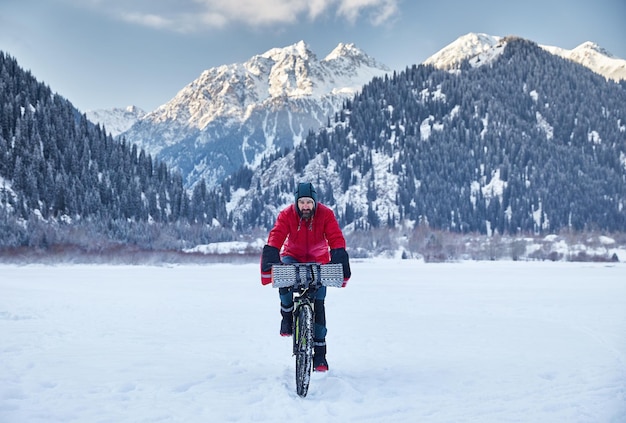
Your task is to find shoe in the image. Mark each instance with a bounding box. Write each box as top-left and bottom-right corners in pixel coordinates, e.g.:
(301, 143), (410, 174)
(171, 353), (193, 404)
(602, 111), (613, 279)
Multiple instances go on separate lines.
(280, 306), (293, 337)
(313, 355), (328, 372)
(313, 342), (328, 372)
(280, 316), (292, 337)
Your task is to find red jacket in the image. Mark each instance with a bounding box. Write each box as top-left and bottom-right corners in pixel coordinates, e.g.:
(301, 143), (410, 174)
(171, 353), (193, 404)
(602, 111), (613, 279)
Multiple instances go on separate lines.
(261, 203), (346, 284)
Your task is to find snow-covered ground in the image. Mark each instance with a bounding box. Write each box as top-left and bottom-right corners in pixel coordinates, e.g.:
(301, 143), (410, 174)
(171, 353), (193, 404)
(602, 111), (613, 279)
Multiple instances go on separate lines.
(1, 260), (625, 423)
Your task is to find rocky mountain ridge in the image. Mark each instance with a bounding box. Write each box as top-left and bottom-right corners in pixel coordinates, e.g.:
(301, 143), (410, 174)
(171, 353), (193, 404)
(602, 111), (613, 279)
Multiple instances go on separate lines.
(119, 41), (389, 187)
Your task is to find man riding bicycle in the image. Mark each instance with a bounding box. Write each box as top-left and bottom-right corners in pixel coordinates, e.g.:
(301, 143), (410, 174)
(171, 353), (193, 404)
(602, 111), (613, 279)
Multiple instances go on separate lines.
(260, 182), (351, 372)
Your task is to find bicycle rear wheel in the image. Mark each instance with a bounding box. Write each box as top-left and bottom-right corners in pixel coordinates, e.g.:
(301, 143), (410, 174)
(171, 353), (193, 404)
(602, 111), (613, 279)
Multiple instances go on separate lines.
(294, 303), (314, 397)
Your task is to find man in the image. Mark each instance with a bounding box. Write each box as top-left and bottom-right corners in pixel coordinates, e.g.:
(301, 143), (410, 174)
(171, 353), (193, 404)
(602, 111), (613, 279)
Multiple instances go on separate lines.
(260, 182), (351, 372)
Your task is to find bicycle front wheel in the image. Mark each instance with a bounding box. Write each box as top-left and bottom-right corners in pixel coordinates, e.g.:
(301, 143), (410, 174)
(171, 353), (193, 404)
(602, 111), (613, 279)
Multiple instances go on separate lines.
(294, 303), (314, 397)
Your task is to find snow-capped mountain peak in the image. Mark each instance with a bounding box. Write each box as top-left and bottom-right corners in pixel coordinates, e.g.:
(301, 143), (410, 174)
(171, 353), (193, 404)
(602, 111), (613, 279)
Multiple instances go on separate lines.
(423, 33), (504, 69)
(140, 40), (388, 133)
(324, 42), (380, 66)
(261, 39), (315, 62)
(543, 41), (626, 82)
(575, 41), (614, 57)
(257, 41), (320, 99)
(425, 32), (626, 82)
(121, 41), (390, 187)
(324, 42), (356, 60)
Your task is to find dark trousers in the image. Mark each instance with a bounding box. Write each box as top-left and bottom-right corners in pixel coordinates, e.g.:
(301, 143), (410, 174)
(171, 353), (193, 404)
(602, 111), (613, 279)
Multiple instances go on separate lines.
(279, 256), (327, 341)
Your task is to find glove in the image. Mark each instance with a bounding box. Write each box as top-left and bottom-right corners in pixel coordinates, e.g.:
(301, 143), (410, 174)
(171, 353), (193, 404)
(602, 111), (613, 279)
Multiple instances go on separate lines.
(330, 248), (351, 287)
(260, 245), (281, 285)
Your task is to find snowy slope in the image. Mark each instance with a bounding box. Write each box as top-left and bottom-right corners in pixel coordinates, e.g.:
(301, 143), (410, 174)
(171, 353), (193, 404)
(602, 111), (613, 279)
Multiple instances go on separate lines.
(1, 260), (625, 422)
(543, 41), (626, 82)
(85, 105), (146, 137)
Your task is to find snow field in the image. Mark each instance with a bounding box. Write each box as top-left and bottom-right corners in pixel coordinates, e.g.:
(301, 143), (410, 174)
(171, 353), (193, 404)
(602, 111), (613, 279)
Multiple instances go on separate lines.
(1, 260), (625, 422)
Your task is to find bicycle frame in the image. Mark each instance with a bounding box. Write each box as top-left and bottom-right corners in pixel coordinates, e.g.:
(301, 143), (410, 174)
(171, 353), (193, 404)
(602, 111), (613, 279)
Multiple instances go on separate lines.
(271, 262), (343, 397)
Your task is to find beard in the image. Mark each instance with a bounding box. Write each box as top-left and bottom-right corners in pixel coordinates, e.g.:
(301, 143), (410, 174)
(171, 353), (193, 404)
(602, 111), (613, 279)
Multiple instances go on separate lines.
(300, 209), (312, 219)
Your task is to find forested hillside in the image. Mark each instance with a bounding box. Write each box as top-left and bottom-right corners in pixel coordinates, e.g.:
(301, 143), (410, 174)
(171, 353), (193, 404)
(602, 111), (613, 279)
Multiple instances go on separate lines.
(0, 52), (229, 255)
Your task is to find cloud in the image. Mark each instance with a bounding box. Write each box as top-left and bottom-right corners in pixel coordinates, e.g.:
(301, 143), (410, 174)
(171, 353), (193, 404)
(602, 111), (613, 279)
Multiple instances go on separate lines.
(337, 0), (399, 25)
(119, 10), (229, 32)
(77, 0), (399, 32)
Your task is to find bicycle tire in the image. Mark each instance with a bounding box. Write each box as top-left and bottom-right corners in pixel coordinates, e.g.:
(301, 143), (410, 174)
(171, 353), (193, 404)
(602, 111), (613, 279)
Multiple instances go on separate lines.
(294, 303), (314, 397)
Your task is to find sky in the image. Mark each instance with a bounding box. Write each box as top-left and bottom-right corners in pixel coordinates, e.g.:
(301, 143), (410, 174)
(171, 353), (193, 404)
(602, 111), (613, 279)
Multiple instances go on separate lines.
(1, 0), (625, 112)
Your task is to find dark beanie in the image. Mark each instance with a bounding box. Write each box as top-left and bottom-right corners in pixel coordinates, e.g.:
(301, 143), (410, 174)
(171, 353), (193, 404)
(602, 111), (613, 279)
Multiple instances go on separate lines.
(295, 182), (317, 204)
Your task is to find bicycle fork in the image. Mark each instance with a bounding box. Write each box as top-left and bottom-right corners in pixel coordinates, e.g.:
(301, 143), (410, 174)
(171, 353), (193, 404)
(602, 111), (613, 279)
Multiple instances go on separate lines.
(292, 301), (308, 355)
(292, 289), (315, 356)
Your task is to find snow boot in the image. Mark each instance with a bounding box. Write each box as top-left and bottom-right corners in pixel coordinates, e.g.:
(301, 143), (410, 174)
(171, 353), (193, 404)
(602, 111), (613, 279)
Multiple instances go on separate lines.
(313, 340), (328, 372)
(280, 304), (293, 337)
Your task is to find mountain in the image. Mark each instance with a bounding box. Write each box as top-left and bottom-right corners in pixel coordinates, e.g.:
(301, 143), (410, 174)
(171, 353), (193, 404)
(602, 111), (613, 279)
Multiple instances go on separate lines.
(424, 32), (626, 82)
(85, 105), (146, 137)
(120, 41), (390, 188)
(223, 36), (626, 236)
(114, 34), (624, 192)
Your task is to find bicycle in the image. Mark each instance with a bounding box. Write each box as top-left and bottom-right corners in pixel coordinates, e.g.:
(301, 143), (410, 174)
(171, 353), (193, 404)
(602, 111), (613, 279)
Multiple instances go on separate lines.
(271, 262), (344, 397)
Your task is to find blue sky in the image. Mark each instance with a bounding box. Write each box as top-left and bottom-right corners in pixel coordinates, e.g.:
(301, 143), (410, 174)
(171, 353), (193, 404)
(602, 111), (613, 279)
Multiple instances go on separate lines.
(1, 0), (624, 112)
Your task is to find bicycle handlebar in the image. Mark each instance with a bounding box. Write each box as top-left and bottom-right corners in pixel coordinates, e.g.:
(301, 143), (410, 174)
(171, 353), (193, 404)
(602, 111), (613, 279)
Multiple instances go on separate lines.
(271, 262), (344, 289)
